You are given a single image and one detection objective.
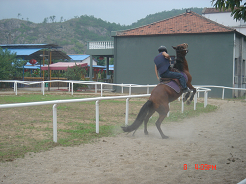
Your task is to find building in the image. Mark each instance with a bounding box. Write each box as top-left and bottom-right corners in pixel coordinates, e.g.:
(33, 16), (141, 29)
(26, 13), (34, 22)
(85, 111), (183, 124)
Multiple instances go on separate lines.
(202, 8), (246, 35)
(111, 10), (246, 98)
(68, 54), (97, 65)
(86, 41), (114, 81)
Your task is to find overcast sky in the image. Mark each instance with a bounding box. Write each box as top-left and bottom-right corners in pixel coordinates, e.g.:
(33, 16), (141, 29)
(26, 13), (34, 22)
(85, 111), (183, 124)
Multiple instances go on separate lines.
(0, 0), (213, 25)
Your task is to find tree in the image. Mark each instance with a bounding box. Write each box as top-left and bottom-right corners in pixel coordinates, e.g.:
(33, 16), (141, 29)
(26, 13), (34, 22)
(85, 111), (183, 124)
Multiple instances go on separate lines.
(211, 0), (246, 21)
(17, 13), (21, 19)
(49, 15), (56, 23)
(63, 65), (86, 91)
(43, 17), (48, 23)
(0, 48), (25, 80)
(60, 16), (64, 22)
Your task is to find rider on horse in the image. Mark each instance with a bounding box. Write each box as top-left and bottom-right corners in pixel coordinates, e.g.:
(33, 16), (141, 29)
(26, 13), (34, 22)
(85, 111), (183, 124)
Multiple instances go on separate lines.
(154, 46), (190, 93)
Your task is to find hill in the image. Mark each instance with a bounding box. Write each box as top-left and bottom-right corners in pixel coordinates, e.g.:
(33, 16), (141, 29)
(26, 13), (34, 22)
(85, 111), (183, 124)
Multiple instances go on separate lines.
(0, 8), (203, 54)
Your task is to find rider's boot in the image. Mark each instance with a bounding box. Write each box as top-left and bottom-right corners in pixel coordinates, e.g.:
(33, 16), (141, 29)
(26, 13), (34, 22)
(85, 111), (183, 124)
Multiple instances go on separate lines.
(182, 88), (190, 93)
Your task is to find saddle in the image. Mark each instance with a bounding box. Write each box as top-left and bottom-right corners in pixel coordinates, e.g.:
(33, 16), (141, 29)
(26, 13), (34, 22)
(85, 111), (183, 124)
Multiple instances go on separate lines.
(159, 70), (188, 93)
(160, 78), (181, 87)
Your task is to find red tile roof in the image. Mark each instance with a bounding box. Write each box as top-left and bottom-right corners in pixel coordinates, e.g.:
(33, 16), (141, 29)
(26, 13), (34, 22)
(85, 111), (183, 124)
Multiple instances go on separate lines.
(116, 11), (235, 36)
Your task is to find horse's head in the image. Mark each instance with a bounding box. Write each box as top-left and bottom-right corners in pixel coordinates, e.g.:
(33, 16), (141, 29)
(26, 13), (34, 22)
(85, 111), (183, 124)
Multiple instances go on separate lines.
(172, 43), (189, 55)
(172, 43), (189, 71)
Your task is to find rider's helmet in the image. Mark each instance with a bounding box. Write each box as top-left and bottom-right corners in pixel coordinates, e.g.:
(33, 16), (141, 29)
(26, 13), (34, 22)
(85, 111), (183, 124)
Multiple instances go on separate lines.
(158, 46), (168, 53)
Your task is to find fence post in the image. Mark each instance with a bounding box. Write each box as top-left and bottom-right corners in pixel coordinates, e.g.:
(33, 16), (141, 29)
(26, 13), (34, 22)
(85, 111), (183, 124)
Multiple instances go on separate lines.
(147, 84), (149, 94)
(125, 98), (130, 126)
(167, 103), (170, 117)
(129, 84), (132, 95)
(13, 82), (16, 92)
(53, 104), (57, 143)
(101, 83), (103, 97)
(204, 91), (208, 108)
(71, 82), (73, 95)
(181, 93), (184, 113)
(222, 88), (225, 100)
(42, 82), (45, 95)
(15, 81), (17, 96)
(194, 92), (197, 110)
(95, 83), (97, 94)
(121, 83), (124, 93)
(96, 100), (99, 133)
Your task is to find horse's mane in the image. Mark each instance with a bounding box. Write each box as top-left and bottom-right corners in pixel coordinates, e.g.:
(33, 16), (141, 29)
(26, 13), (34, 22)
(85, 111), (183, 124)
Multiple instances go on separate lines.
(173, 59), (184, 71)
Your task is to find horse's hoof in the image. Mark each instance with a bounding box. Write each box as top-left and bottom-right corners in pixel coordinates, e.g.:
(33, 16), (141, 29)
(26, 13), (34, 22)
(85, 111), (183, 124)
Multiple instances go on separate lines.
(186, 100), (191, 105)
(144, 131), (149, 135)
(162, 135), (169, 139)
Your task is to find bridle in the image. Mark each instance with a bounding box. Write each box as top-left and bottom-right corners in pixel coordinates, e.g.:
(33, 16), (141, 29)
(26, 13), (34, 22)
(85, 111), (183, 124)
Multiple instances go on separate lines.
(176, 47), (189, 54)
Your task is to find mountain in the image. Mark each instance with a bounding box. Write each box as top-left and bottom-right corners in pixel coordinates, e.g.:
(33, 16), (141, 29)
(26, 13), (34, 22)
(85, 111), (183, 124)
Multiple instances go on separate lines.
(0, 8), (203, 54)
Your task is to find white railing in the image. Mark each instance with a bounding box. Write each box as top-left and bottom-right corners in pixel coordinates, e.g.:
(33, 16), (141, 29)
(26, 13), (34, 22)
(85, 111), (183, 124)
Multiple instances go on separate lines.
(194, 85), (246, 99)
(87, 41), (114, 49)
(0, 80), (210, 98)
(0, 94), (150, 142)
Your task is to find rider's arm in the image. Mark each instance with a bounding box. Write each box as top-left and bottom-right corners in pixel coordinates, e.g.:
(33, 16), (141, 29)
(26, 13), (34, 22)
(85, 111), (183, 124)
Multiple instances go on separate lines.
(155, 65), (159, 80)
(162, 51), (170, 60)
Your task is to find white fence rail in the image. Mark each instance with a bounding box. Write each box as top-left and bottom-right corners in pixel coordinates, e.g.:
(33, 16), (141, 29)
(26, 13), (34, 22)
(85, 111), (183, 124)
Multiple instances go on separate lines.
(0, 94), (150, 142)
(194, 85), (246, 99)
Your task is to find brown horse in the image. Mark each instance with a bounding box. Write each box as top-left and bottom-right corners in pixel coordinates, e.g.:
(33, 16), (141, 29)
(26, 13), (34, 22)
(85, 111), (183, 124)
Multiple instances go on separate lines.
(122, 43), (196, 139)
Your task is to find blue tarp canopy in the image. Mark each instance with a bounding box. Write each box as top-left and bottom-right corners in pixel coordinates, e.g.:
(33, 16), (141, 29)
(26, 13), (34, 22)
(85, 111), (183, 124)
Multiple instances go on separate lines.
(8, 48), (42, 56)
(68, 55), (90, 61)
(87, 65), (114, 71)
(24, 62), (44, 69)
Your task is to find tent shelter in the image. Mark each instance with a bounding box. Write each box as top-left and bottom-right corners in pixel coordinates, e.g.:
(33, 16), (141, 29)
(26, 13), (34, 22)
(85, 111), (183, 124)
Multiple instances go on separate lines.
(41, 62), (87, 71)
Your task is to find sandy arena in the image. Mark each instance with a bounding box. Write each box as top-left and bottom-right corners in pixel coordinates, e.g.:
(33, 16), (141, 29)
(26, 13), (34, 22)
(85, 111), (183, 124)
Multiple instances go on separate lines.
(0, 99), (246, 184)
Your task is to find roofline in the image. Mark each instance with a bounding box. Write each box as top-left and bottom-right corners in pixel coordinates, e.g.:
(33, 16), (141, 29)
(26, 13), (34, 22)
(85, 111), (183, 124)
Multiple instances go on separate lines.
(112, 11), (189, 37)
(113, 31), (236, 37)
(0, 44), (62, 49)
(112, 10), (237, 37)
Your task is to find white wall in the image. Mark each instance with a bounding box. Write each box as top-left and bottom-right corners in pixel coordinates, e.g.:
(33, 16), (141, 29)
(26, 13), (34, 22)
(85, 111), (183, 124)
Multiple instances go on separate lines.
(81, 57), (97, 65)
(203, 12), (246, 35)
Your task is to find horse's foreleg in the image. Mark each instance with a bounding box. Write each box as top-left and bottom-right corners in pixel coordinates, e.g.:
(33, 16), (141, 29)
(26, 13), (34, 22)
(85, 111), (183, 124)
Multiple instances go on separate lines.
(183, 91), (190, 102)
(186, 83), (196, 105)
(187, 88), (196, 105)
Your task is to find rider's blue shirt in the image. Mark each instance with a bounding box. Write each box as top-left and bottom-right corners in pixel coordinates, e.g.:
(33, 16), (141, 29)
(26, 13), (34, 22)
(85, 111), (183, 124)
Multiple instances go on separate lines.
(154, 53), (170, 75)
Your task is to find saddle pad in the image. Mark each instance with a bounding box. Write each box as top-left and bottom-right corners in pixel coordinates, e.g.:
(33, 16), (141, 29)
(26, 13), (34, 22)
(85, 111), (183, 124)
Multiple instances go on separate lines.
(162, 72), (188, 93)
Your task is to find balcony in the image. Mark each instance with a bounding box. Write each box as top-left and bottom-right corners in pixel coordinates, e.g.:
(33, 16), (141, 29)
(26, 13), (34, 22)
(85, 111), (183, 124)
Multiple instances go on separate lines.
(86, 41), (114, 56)
(87, 41), (114, 49)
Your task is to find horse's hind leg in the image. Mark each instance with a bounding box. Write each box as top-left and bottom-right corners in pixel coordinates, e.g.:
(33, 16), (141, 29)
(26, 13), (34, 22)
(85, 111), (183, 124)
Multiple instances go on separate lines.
(156, 105), (169, 139)
(144, 109), (155, 135)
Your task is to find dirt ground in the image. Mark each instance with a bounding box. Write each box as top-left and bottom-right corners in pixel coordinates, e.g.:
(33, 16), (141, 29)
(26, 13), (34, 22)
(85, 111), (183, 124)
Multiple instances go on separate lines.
(0, 98), (246, 184)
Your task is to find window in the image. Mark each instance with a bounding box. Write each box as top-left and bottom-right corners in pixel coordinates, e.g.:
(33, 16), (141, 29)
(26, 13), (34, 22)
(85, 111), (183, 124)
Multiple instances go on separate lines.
(234, 58), (238, 84)
(242, 59), (245, 76)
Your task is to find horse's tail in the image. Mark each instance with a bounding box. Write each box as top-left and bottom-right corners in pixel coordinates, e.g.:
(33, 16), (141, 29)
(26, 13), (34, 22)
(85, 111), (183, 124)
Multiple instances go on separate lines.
(122, 100), (153, 133)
